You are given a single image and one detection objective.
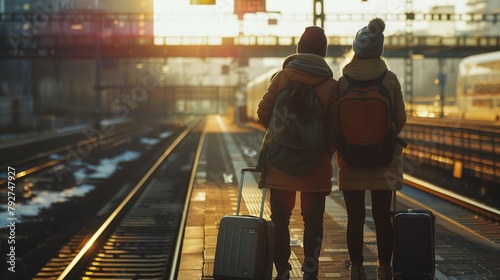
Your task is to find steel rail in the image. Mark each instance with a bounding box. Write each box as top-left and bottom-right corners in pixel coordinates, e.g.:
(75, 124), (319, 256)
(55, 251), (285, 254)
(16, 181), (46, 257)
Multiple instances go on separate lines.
(0, 123), (143, 185)
(56, 118), (203, 280)
(168, 117), (208, 280)
(404, 174), (500, 223)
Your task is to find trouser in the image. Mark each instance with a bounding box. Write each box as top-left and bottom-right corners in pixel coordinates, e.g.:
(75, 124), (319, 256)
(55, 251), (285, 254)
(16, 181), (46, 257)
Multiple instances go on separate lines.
(270, 189), (327, 273)
(343, 190), (393, 265)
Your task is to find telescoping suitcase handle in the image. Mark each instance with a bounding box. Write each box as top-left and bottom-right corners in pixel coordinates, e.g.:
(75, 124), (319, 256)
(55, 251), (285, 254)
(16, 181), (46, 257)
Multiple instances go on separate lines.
(236, 167), (266, 219)
(392, 191), (397, 213)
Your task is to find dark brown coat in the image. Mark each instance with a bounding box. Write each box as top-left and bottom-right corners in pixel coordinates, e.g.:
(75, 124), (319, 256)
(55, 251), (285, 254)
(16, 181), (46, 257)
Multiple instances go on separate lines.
(257, 53), (339, 193)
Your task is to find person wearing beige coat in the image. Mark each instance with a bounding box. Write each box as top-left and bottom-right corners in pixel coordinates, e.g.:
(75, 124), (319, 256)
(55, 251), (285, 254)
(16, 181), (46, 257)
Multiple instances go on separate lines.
(257, 26), (338, 280)
(337, 57), (407, 192)
(336, 18), (407, 280)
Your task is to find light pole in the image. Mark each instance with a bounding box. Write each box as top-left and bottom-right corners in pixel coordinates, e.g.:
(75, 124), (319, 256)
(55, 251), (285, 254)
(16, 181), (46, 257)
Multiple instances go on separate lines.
(438, 59), (446, 118)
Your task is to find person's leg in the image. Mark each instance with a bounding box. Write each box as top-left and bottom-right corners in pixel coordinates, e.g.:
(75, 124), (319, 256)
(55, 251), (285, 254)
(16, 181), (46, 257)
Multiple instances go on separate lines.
(270, 189), (296, 277)
(343, 191), (367, 279)
(343, 190), (366, 265)
(371, 190), (393, 280)
(300, 191), (327, 279)
(370, 190), (393, 264)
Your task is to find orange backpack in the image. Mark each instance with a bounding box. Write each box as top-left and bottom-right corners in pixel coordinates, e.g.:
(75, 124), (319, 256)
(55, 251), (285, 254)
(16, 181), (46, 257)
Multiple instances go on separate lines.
(338, 70), (396, 166)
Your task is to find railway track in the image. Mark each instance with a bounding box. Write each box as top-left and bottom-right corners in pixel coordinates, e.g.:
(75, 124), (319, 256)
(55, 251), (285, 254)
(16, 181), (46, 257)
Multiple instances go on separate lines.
(0, 120), (145, 186)
(31, 117), (206, 279)
(400, 175), (500, 249)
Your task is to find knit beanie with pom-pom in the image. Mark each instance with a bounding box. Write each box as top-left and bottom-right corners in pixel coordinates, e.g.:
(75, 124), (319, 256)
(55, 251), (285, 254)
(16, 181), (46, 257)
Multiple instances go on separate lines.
(352, 18), (385, 58)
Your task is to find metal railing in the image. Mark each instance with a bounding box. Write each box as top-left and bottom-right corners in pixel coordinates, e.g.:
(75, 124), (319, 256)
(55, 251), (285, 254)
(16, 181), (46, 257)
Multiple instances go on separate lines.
(401, 123), (500, 182)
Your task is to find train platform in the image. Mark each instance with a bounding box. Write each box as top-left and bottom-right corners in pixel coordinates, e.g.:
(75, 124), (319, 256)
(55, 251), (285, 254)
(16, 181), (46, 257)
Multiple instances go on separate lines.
(175, 115), (500, 279)
(177, 115), (381, 279)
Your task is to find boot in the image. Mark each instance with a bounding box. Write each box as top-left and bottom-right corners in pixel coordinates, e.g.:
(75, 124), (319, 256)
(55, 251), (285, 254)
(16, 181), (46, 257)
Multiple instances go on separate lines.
(275, 264), (291, 280)
(302, 261), (318, 280)
(303, 271), (318, 280)
(275, 270), (290, 280)
(349, 265), (367, 280)
(377, 265), (392, 280)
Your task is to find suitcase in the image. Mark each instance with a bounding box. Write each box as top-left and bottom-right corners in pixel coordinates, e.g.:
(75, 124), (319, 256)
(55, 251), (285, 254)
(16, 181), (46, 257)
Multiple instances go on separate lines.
(213, 167), (275, 280)
(392, 192), (436, 280)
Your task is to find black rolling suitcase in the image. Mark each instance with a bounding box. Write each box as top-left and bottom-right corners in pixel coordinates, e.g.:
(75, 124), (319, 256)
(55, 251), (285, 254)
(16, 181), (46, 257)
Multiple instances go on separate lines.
(213, 167), (275, 280)
(392, 192), (436, 280)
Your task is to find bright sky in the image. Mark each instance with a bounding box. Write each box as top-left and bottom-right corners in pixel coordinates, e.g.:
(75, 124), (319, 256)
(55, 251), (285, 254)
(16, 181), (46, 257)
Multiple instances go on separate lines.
(154, 0), (467, 37)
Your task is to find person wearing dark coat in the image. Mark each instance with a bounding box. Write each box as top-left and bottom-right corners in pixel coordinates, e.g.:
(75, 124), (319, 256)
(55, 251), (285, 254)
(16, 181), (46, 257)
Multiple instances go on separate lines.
(257, 26), (339, 280)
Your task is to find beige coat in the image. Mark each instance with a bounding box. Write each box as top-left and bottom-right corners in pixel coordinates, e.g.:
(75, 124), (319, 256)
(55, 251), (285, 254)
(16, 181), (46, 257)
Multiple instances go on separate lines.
(337, 58), (407, 191)
(257, 53), (339, 193)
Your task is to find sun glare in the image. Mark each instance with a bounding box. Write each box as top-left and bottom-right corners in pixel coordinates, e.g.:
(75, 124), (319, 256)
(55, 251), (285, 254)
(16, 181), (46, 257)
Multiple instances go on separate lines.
(153, 0), (314, 41)
(154, 0), (238, 38)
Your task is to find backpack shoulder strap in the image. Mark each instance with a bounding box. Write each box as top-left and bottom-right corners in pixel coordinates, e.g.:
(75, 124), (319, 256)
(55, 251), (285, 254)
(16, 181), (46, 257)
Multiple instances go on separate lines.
(343, 74), (356, 87)
(374, 69), (389, 83)
(311, 76), (333, 154)
(375, 70), (393, 120)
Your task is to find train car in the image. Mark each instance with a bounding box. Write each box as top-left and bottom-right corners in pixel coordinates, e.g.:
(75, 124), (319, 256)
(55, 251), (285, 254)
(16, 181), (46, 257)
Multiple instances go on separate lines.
(247, 53), (500, 126)
(457, 51), (500, 122)
(246, 68), (279, 123)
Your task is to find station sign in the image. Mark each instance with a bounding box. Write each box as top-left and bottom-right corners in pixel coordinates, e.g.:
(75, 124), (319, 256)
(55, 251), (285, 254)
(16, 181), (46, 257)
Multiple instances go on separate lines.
(190, 0), (216, 4)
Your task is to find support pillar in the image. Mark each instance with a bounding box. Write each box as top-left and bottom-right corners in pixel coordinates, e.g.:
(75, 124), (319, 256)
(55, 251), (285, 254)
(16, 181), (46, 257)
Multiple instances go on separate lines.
(313, 0), (324, 27)
(405, 0), (414, 116)
(94, 13), (102, 125)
